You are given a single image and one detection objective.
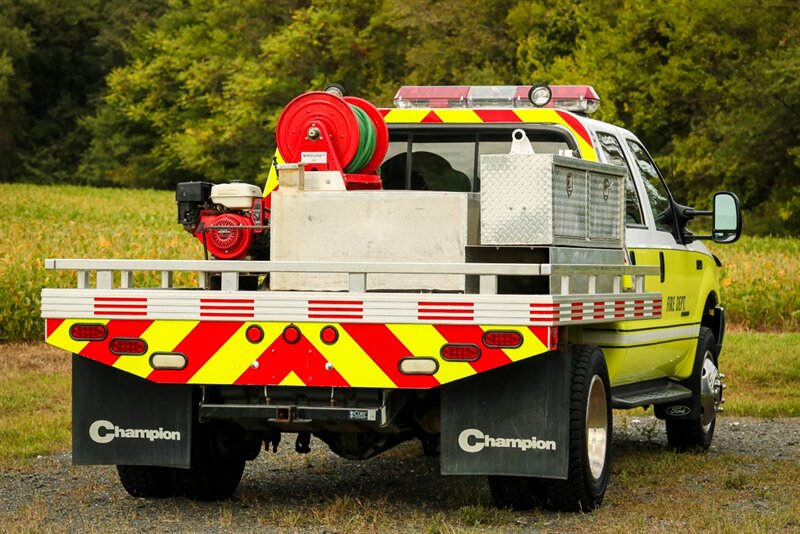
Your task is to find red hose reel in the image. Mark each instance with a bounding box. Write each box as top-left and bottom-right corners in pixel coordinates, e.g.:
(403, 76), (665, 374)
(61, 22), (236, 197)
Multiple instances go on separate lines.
(276, 91), (389, 189)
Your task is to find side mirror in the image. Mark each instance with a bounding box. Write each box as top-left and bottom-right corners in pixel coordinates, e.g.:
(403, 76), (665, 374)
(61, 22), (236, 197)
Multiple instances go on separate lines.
(674, 191), (742, 244)
(712, 192), (742, 243)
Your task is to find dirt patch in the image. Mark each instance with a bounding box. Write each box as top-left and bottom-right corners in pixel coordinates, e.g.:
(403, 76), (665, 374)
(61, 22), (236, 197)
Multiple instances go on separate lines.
(0, 343), (69, 377)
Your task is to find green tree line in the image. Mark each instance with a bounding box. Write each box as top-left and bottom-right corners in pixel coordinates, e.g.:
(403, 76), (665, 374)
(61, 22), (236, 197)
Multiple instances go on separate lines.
(1, 0), (798, 234)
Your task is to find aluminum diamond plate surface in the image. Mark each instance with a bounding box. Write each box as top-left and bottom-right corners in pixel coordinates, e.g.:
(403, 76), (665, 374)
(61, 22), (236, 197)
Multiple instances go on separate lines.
(480, 154), (625, 248)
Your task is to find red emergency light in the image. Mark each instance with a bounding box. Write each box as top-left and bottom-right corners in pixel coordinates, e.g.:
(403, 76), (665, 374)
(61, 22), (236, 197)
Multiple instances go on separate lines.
(393, 86), (470, 109)
(393, 84), (601, 114)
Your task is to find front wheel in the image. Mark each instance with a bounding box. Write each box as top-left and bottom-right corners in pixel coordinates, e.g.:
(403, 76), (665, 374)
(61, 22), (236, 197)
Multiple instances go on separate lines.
(545, 345), (612, 512)
(666, 327), (721, 451)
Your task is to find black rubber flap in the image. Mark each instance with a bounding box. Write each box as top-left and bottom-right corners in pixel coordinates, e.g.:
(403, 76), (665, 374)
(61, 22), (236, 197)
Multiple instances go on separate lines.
(441, 350), (570, 478)
(72, 354), (192, 467)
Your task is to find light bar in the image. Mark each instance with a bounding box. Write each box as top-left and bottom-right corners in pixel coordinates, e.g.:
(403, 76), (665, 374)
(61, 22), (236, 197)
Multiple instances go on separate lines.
(393, 84), (601, 114)
(393, 86), (469, 109)
(546, 85), (601, 114)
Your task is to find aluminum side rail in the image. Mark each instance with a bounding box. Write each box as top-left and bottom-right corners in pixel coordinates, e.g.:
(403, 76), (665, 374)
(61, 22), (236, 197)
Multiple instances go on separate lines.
(45, 259), (659, 295)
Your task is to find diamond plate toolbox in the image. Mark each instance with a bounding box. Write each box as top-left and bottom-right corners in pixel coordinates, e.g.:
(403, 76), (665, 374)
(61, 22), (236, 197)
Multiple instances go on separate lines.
(480, 154), (626, 248)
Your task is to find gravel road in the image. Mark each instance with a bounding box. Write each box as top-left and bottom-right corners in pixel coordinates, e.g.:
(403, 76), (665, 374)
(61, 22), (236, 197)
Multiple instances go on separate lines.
(1, 416), (797, 533)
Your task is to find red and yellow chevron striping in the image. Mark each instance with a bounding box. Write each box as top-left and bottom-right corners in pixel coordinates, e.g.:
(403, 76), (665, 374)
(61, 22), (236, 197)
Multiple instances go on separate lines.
(46, 318), (553, 389)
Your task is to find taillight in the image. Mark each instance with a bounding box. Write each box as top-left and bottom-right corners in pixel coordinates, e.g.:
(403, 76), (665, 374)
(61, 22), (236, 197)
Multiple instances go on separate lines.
(282, 325), (301, 344)
(482, 330), (523, 348)
(440, 344), (480, 362)
(246, 325), (264, 344)
(109, 338), (148, 355)
(69, 323), (107, 341)
(320, 326), (339, 345)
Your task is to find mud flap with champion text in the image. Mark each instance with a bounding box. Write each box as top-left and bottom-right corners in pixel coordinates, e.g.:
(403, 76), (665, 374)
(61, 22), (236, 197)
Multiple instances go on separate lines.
(72, 354), (192, 467)
(441, 349), (570, 478)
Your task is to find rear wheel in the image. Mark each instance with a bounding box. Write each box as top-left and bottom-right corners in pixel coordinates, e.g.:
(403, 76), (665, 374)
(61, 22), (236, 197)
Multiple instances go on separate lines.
(117, 465), (174, 498)
(488, 345), (612, 512)
(666, 327), (721, 451)
(488, 475), (547, 510)
(545, 345), (612, 512)
(170, 421), (246, 501)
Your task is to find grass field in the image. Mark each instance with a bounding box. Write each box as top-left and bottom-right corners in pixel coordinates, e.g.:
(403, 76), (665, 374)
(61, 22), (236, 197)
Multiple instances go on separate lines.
(0, 183), (798, 341)
(0, 183), (200, 341)
(709, 236), (800, 332)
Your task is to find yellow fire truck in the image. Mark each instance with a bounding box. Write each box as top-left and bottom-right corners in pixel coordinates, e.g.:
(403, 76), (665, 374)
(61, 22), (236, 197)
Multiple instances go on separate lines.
(42, 84), (741, 511)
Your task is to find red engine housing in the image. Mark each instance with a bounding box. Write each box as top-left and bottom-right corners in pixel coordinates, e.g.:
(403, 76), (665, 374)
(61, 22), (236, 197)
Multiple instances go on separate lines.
(195, 211), (254, 260)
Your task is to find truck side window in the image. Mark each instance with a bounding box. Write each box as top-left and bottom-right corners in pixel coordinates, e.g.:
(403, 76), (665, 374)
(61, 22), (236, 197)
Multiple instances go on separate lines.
(596, 132), (643, 226)
(379, 129), (574, 192)
(478, 132), (569, 156)
(411, 134), (474, 192)
(626, 139), (675, 234)
(380, 137), (411, 190)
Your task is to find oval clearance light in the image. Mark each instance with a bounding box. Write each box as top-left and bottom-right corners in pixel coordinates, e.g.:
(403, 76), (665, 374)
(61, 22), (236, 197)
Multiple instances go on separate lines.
(399, 357), (439, 375)
(440, 344), (480, 361)
(109, 337), (148, 355)
(150, 353), (188, 370)
(246, 325), (264, 344)
(482, 330), (523, 348)
(320, 326), (339, 345)
(282, 325), (301, 345)
(69, 323), (108, 341)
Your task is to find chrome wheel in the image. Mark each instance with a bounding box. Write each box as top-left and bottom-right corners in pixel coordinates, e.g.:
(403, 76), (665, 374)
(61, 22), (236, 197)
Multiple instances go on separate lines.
(665, 327), (720, 451)
(699, 350), (723, 431)
(586, 375), (609, 481)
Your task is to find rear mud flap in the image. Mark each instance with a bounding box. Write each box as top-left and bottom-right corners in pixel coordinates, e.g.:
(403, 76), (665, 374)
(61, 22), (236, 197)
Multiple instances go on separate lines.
(72, 355), (192, 467)
(441, 350), (570, 478)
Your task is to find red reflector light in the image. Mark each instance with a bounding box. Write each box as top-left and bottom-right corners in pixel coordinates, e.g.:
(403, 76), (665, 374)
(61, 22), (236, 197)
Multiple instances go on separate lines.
(440, 344), (480, 362)
(109, 338), (148, 355)
(246, 325), (264, 344)
(69, 323), (107, 341)
(482, 330), (523, 348)
(320, 326), (339, 345)
(549, 327), (559, 350)
(282, 325), (301, 344)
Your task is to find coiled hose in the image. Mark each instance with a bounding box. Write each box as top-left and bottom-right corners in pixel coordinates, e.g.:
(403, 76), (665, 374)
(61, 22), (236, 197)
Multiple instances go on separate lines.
(344, 104), (377, 173)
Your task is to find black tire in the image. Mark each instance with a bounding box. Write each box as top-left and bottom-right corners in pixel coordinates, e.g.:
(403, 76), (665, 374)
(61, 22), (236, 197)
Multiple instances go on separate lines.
(545, 345), (612, 512)
(419, 433), (441, 457)
(488, 475), (547, 510)
(666, 327), (719, 451)
(117, 465), (174, 498)
(170, 422), (245, 501)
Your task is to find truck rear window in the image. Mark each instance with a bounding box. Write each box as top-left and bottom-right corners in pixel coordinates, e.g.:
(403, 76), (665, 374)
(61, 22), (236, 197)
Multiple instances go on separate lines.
(380, 128), (574, 192)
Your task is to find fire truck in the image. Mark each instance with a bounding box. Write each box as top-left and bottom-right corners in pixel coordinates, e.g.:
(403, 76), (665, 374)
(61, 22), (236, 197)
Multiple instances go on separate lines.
(41, 84), (742, 511)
